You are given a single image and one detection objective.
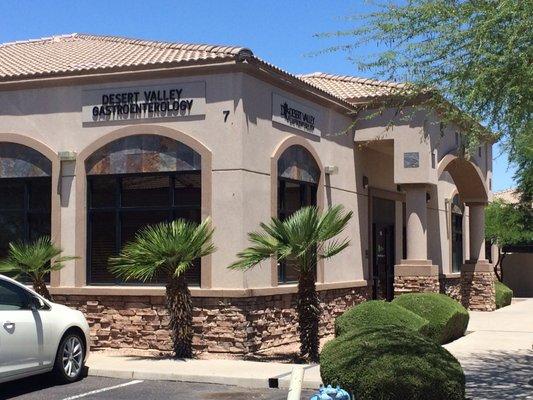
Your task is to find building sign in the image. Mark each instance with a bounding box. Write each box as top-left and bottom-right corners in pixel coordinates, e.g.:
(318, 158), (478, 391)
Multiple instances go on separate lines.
(82, 81), (206, 124)
(272, 93), (320, 136)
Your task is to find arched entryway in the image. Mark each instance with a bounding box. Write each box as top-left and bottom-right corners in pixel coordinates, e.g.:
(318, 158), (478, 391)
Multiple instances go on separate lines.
(84, 134), (202, 286)
(437, 154), (494, 310)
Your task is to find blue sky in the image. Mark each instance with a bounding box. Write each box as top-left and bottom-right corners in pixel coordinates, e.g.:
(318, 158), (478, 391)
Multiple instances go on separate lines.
(0, 0), (515, 191)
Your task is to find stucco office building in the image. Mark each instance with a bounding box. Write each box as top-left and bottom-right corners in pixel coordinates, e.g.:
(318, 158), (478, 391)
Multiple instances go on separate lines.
(0, 34), (494, 355)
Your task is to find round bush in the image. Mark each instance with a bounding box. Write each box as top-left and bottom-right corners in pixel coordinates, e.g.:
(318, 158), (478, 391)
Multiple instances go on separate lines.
(495, 281), (513, 309)
(320, 325), (466, 400)
(392, 293), (469, 344)
(335, 300), (430, 337)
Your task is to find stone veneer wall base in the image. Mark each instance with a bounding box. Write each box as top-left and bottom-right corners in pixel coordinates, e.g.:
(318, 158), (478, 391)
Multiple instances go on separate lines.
(460, 261), (496, 311)
(54, 285), (371, 356)
(440, 275), (462, 302)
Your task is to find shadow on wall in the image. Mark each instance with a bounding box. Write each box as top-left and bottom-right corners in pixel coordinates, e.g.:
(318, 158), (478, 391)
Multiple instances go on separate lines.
(460, 349), (533, 400)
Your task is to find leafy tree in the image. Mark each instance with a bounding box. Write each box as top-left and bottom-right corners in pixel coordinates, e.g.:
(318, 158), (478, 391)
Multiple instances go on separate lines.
(321, 0), (532, 199)
(485, 199), (533, 281)
(109, 219), (215, 358)
(0, 236), (76, 300)
(229, 205), (353, 362)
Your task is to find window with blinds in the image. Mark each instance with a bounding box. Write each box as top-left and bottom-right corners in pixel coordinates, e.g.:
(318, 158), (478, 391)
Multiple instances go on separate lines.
(87, 172), (201, 285)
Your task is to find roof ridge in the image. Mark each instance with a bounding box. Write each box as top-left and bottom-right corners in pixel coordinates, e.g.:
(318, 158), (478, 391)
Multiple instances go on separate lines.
(0, 33), (78, 48)
(73, 33), (252, 56)
(0, 33), (253, 57)
(299, 71), (406, 89)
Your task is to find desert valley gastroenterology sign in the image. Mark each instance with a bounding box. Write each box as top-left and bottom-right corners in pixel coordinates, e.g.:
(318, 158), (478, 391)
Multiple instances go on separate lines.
(272, 93), (321, 136)
(82, 81), (206, 124)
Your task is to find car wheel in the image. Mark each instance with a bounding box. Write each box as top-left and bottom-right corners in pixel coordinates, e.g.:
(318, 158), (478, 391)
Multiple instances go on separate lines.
(54, 332), (85, 383)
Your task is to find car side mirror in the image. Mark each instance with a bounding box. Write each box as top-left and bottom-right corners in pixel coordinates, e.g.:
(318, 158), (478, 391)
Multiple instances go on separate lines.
(28, 295), (48, 310)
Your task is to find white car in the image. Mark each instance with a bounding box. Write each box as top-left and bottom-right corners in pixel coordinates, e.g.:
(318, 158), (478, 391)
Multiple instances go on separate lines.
(0, 274), (90, 384)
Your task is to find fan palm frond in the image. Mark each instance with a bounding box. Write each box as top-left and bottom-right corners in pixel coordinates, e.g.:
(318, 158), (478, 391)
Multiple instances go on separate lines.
(109, 218), (215, 282)
(229, 205), (353, 362)
(0, 236), (76, 280)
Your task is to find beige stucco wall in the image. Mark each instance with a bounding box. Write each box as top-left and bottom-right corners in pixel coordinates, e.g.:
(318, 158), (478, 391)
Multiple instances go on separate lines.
(0, 69), (492, 292)
(501, 253), (533, 297)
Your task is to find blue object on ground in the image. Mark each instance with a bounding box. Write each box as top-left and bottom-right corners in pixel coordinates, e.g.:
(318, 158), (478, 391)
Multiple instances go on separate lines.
(309, 385), (350, 400)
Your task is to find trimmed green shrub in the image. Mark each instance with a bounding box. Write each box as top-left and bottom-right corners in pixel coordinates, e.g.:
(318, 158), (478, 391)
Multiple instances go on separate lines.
(334, 300), (430, 337)
(320, 325), (466, 400)
(495, 281), (513, 309)
(392, 293), (469, 344)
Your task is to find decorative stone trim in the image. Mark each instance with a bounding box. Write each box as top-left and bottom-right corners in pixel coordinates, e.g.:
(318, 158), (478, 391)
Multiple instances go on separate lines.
(53, 285), (371, 356)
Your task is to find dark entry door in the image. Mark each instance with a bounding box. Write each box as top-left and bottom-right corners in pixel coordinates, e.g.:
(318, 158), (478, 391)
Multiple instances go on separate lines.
(372, 223), (395, 301)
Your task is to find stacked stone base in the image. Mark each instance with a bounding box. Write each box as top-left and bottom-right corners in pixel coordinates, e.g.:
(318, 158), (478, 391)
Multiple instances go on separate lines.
(394, 260), (439, 296)
(460, 261), (496, 311)
(54, 285), (371, 356)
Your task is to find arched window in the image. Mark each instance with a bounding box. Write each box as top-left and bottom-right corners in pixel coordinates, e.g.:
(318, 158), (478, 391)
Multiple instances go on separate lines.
(86, 135), (201, 285)
(277, 145), (319, 283)
(451, 194), (464, 273)
(0, 143), (52, 259)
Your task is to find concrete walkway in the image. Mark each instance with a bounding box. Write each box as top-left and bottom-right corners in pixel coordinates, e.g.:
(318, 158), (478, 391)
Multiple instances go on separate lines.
(87, 353), (322, 390)
(444, 298), (533, 399)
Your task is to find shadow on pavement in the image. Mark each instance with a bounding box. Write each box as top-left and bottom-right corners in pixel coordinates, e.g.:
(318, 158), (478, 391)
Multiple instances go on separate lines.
(0, 373), (61, 399)
(462, 349), (533, 399)
(0, 367), (88, 399)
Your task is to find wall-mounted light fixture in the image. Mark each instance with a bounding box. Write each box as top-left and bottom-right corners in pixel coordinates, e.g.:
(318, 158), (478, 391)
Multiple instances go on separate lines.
(426, 192), (431, 203)
(324, 165), (338, 175)
(58, 151), (77, 161)
(362, 175), (369, 189)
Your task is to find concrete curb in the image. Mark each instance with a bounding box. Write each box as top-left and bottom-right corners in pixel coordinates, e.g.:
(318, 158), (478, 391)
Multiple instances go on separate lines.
(86, 356), (322, 389)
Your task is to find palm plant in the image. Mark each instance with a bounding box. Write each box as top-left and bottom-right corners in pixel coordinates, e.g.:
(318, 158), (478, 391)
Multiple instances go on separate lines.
(109, 218), (215, 358)
(0, 236), (76, 300)
(229, 205), (352, 362)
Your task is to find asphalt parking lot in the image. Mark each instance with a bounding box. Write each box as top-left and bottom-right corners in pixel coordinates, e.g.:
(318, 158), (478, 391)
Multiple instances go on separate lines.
(0, 375), (315, 400)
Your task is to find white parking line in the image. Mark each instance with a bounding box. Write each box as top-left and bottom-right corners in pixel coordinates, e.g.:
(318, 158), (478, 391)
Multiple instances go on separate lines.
(61, 380), (143, 400)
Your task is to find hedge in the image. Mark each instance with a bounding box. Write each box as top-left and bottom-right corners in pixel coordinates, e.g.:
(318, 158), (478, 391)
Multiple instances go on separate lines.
(334, 300), (430, 337)
(392, 293), (469, 344)
(495, 281), (513, 309)
(320, 325), (466, 400)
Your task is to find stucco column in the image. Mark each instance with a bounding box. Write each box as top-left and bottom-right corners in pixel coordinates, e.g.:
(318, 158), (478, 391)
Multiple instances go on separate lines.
(394, 184), (438, 295)
(405, 184), (428, 261)
(467, 203), (486, 261)
(460, 201), (495, 311)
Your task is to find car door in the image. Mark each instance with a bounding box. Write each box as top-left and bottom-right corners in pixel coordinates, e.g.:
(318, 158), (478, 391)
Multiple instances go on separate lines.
(0, 278), (42, 379)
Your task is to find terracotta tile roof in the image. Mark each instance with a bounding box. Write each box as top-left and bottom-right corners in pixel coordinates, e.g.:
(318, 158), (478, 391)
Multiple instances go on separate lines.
(0, 33), (252, 81)
(0, 34), (403, 108)
(298, 72), (407, 102)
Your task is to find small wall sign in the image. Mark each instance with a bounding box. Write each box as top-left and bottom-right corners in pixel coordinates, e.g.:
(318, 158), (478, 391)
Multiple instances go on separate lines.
(272, 93), (320, 136)
(403, 152), (420, 168)
(82, 81), (206, 125)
